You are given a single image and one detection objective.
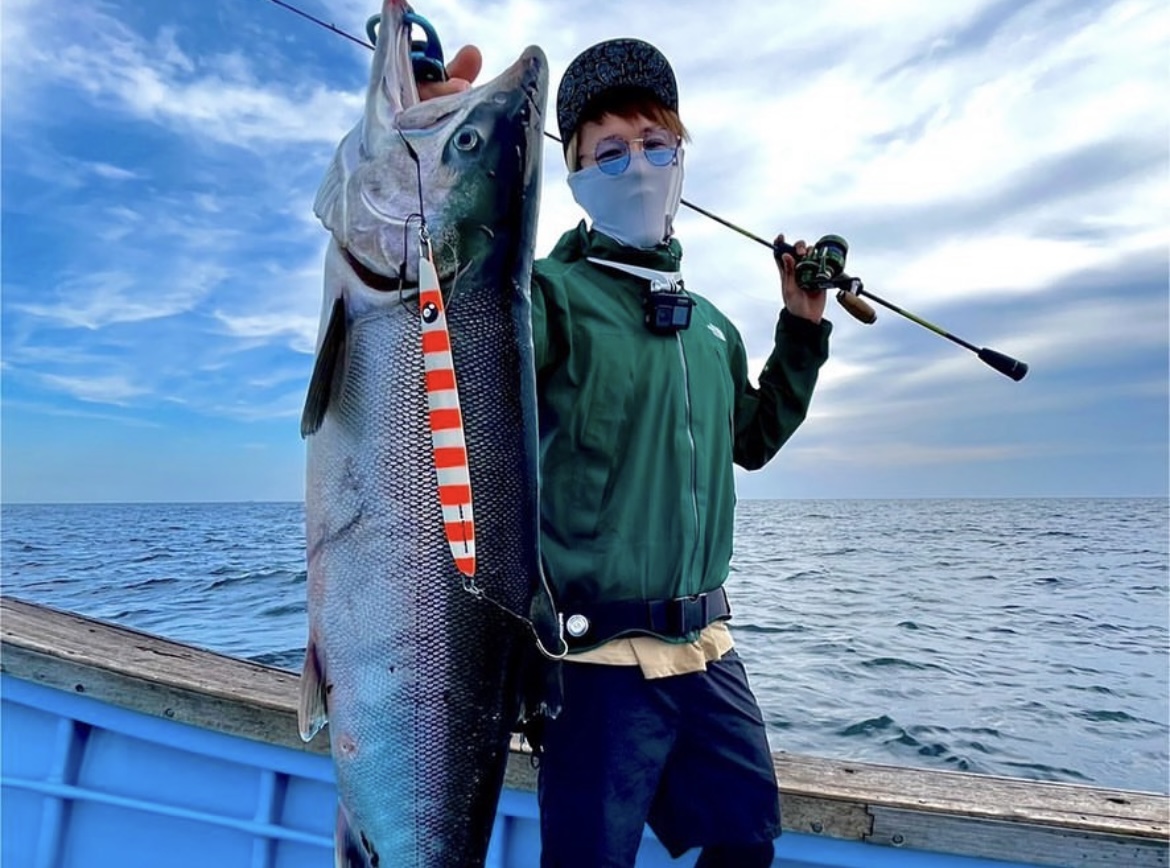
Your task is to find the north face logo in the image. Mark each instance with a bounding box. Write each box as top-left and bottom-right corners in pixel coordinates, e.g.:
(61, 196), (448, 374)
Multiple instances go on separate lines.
(707, 323), (726, 342)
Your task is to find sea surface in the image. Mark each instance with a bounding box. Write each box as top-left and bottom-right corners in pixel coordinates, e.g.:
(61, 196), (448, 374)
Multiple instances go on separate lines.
(2, 498), (1167, 794)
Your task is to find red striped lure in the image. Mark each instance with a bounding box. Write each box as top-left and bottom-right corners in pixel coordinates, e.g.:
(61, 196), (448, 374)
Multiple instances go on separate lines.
(417, 238), (475, 577)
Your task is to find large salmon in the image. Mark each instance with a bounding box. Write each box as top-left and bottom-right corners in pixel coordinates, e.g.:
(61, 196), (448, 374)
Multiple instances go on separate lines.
(297, 2), (559, 865)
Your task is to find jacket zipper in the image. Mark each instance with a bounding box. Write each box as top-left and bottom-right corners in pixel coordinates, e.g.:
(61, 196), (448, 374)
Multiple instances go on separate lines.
(584, 256), (702, 583)
(676, 333), (701, 575)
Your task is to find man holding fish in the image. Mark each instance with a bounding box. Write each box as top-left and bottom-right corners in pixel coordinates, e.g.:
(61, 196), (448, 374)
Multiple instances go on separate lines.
(423, 34), (831, 868)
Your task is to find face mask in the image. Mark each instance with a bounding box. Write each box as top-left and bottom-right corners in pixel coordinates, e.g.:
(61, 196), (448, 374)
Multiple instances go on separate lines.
(567, 148), (685, 249)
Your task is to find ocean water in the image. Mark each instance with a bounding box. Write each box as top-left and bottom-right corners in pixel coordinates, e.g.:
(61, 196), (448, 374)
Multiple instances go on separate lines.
(2, 498), (1167, 794)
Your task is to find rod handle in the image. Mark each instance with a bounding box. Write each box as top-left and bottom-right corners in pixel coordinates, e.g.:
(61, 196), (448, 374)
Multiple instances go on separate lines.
(836, 290), (876, 324)
(977, 348), (1029, 381)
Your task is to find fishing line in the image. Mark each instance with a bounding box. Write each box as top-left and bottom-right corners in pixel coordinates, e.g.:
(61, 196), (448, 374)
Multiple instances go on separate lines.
(395, 113), (476, 310)
(262, 0), (374, 49)
(397, 129), (428, 228)
(396, 128), (441, 307)
(393, 212), (426, 301)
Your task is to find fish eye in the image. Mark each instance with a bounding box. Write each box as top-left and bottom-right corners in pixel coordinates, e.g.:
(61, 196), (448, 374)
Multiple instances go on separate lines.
(453, 128), (479, 151)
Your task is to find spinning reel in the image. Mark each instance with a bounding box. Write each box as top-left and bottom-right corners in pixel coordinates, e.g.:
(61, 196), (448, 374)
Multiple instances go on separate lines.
(774, 235), (875, 324)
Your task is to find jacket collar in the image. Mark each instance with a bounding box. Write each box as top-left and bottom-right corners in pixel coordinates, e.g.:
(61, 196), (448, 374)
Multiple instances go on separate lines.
(553, 221), (683, 272)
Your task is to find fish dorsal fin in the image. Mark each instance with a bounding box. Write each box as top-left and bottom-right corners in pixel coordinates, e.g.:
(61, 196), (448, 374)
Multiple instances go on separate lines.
(418, 246), (476, 577)
(301, 296), (347, 438)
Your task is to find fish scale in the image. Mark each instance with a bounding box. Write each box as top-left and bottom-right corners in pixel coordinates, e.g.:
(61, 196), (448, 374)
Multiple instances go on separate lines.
(297, 2), (557, 864)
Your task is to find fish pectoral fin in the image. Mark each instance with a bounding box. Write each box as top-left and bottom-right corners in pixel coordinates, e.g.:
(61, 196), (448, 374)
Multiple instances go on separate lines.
(517, 635), (564, 756)
(301, 297), (347, 438)
(297, 639), (329, 742)
(515, 562), (567, 736)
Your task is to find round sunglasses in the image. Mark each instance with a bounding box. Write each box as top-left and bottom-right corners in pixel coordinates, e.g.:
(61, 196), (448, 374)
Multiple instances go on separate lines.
(584, 129), (681, 176)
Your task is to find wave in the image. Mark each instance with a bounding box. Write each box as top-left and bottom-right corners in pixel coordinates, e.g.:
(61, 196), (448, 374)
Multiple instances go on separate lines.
(131, 552), (173, 564)
(858, 657), (954, 673)
(1073, 709), (1154, 725)
(261, 602), (306, 618)
(124, 577), (182, 590)
(206, 568), (303, 590)
(250, 648), (305, 671)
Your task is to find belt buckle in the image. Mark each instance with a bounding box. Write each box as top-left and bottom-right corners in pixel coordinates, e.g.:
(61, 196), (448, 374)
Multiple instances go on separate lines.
(693, 592), (708, 632)
(668, 593), (706, 636)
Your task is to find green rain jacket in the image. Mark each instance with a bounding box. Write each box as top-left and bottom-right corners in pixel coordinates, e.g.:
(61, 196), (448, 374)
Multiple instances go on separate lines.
(532, 223), (831, 621)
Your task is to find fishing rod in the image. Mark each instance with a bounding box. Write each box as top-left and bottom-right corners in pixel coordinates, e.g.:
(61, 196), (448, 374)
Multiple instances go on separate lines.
(683, 201), (1029, 381)
(262, 0), (1030, 382)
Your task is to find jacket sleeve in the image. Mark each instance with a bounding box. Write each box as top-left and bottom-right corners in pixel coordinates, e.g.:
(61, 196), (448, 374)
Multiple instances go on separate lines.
(731, 309), (831, 470)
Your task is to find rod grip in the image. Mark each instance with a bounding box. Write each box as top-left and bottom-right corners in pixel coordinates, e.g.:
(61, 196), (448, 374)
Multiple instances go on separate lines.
(836, 290), (876, 324)
(977, 348), (1029, 381)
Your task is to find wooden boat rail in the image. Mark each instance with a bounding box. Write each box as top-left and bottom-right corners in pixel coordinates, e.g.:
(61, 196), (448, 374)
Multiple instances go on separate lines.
(3, 596), (1167, 867)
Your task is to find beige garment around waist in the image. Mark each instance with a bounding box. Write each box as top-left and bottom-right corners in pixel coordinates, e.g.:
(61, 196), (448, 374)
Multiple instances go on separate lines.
(565, 620), (734, 679)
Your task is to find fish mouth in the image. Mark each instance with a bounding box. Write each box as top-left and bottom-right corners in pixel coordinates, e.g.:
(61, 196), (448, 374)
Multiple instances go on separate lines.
(502, 47), (547, 141)
(515, 47), (546, 122)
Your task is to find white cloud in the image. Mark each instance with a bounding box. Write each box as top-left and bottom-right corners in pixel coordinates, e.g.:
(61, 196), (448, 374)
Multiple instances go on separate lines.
(215, 311), (320, 355)
(38, 373), (148, 405)
(672, 0), (1169, 321)
(211, 246), (329, 355)
(992, 294), (1170, 372)
(207, 390), (307, 423)
(15, 267), (224, 329)
(86, 162), (142, 181)
(6, 1), (363, 150)
(0, 399), (166, 428)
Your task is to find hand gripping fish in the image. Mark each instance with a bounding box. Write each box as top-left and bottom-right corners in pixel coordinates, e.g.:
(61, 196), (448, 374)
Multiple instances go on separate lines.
(297, 2), (561, 865)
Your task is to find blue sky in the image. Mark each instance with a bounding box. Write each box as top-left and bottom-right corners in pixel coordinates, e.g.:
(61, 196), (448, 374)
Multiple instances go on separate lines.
(2, 0), (1167, 503)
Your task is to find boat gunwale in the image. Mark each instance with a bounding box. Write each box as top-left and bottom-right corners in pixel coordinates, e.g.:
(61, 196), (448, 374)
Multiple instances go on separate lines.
(3, 594), (1167, 846)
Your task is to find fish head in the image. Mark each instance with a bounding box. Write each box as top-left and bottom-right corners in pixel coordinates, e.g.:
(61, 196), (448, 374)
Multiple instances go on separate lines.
(314, 0), (547, 288)
(403, 47), (547, 282)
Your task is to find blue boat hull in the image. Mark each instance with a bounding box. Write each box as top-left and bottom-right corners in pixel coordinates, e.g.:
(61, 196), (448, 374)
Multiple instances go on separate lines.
(2, 675), (1046, 868)
(3, 597), (1165, 868)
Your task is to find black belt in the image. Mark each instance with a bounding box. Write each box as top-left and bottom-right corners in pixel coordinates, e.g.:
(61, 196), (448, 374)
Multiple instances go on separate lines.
(562, 587), (732, 650)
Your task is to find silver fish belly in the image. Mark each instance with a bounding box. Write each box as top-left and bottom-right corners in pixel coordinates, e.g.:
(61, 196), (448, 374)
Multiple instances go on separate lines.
(298, 2), (555, 865)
